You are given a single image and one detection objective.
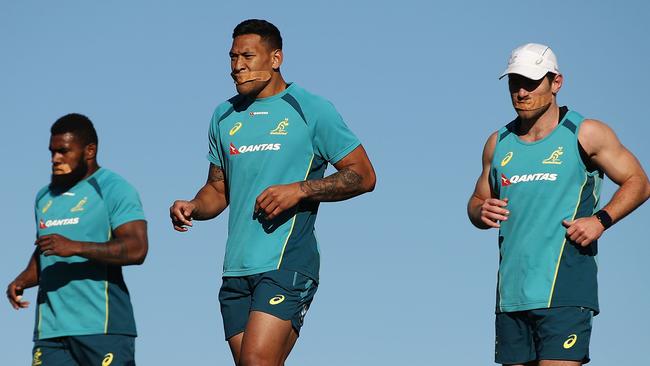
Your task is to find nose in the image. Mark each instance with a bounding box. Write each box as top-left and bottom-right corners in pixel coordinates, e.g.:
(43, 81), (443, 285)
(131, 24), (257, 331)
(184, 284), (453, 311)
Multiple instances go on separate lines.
(232, 56), (246, 73)
(51, 152), (62, 164)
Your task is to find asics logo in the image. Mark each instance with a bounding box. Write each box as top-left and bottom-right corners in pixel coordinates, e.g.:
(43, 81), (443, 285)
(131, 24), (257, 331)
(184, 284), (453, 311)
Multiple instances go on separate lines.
(269, 295), (285, 305)
(102, 353), (114, 366)
(563, 334), (577, 349)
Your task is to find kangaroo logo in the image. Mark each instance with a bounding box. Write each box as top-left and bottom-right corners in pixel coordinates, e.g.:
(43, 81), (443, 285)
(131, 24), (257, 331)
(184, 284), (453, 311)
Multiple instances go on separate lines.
(543, 146), (563, 164)
(70, 197), (88, 212)
(270, 118), (289, 135)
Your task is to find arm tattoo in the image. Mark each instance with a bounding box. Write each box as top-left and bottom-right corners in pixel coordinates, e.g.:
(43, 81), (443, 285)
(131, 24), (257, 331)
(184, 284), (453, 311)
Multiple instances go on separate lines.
(207, 164), (225, 183)
(87, 239), (130, 263)
(300, 168), (363, 202)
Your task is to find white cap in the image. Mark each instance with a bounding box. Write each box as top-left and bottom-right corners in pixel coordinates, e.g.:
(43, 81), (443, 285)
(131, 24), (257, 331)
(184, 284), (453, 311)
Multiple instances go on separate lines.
(499, 43), (560, 80)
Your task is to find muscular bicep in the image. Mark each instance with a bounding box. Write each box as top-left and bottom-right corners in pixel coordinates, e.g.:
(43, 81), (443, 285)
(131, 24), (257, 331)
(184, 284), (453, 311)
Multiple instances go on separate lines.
(471, 132), (498, 200)
(205, 163), (228, 201)
(580, 120), (647, 185)
(112, 220), (148, 260)
(332, 145), (376, 191)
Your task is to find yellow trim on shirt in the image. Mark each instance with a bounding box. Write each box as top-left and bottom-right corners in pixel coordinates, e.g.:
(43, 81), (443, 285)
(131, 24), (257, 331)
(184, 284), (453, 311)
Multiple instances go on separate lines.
(547, 174), (588, 307)
(277, 154), (315, 269)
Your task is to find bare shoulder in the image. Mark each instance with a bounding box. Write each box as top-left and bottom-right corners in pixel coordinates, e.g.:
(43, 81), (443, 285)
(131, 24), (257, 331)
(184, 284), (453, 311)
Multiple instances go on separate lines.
(579, 119), (620, 155)
(482, 131), (499, 162)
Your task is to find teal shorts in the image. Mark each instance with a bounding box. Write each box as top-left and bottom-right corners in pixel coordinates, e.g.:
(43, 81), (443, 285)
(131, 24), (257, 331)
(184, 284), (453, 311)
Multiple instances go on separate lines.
(218, 269), (317, 340)
(495, 307), (593, 365)
(32, 334), (135, 366)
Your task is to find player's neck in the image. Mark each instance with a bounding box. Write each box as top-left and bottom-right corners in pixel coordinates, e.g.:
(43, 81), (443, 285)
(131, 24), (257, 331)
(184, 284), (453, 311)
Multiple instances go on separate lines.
(517, 103), (560, 142)
(255, 75), (288, 99)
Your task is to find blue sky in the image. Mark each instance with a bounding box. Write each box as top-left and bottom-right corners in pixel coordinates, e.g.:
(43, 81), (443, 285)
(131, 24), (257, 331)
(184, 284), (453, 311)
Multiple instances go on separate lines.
(1, 1), (648, 365)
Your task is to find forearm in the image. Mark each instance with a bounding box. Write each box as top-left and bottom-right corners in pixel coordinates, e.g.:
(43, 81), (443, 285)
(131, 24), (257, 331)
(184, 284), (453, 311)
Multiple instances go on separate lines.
(190, 184), (228, 220)
(299, 167), (372, 202)
(601, 175), (650, 224)
(75, 238), (146, 266)
(14, 252), (39, 288)
(468, 195), (490, 229)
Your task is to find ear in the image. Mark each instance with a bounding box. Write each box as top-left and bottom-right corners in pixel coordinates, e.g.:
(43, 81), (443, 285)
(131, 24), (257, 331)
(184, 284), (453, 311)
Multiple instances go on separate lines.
(271, 49), (283, 71)
(84, 143), (97, 160)
(551, 73), (563, 95)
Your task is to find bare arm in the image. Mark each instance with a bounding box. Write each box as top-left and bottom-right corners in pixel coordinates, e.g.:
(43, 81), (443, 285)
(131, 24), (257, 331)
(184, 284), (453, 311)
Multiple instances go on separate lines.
(467, 132), (510, 229)
(563, 119), (650, 246)
(36, 220), (149, 266)
(255, 145), (376, 220)
(581, 119), (650, 221)
(6, 249), (39, 309)
(300, 145), (376, 202)
(170, 163), (228, 231)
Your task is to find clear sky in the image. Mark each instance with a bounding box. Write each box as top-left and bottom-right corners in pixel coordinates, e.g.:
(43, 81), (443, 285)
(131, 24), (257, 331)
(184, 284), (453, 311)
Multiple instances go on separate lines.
(1, 1), (649, 365)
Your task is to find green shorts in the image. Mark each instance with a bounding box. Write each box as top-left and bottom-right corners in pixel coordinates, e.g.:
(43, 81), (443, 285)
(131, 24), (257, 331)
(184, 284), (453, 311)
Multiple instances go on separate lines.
(218, 269), (318, 340)
(32, 334), (135, 366)
(495, 307), (593, 365)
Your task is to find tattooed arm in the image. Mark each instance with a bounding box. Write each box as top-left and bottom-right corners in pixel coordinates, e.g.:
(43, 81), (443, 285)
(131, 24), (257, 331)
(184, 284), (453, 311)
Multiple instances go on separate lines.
(170, 163), (229, 231)
(255, 145), (376, 219)
(35, 220), (148, 266)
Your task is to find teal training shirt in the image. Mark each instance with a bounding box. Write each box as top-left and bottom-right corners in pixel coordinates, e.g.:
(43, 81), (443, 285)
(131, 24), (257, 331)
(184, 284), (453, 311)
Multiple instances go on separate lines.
(490, 108), (602, 314)
(33, 168), (146, 340)
(207, 83), (361, 280)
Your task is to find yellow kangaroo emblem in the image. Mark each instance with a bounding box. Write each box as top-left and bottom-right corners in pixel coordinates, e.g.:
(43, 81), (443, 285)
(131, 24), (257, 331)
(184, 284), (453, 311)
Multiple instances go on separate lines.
(70, 197), (88, 212)
(543, 146), (563, 164)
(230, 122), (243, 136)
(102, 353), (114, 366)
(270, 119), (289, 135)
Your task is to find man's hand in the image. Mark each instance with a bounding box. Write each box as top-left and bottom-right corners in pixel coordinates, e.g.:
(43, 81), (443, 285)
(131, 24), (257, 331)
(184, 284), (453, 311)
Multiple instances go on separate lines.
(562, 217), (604, 247)
(35, 234), (80, 257)
(6, 280), (30, 310)
(255, 182), (304, 220)
(170, 200), (196, 232)
(479, 197), (510, 228)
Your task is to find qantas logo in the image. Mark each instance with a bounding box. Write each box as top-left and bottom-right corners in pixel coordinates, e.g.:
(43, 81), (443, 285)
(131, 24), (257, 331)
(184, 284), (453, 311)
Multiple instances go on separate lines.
(39, 217), (80, 229)
(229, 142), (281, 155)
(501, 172), (558, 186)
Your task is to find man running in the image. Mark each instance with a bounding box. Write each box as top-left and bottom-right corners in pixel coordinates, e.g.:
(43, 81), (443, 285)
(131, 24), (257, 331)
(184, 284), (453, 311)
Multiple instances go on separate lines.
(7, 113), (148, 366)
(468, 43), (650, 365)
(170, 19), (376, 366)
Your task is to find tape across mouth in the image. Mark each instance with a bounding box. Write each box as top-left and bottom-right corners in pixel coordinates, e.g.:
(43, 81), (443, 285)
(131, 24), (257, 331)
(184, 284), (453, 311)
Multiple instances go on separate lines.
(232, 71), (272, 85)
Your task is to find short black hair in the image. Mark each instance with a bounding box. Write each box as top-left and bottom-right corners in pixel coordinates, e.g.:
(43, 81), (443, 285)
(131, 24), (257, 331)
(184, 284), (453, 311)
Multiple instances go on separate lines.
(233, 19), (282, 50)
(51, 113), (98, 146)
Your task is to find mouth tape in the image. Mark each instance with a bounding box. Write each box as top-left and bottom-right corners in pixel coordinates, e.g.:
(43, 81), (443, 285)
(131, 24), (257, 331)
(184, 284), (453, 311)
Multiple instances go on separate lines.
(232, 71), (272, 85)
(53, 163), (72, 175)
(512, 93), (552, 111)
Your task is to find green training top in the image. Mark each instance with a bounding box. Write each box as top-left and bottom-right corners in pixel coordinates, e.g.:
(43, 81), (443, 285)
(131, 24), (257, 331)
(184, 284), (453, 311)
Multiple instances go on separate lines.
(207, 83), (361, 281)
(490, 107), (602, 314)
(33, 168), (146, 340)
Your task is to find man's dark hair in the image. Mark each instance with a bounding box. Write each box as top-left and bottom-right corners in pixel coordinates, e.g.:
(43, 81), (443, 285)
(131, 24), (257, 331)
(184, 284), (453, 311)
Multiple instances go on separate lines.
(51, 113), (98, 146)
(233, 19), (282, 50)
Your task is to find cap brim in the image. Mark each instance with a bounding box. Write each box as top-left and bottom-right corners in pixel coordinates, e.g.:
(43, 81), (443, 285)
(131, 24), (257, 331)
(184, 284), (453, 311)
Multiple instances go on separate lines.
(499, 65), (549, 80)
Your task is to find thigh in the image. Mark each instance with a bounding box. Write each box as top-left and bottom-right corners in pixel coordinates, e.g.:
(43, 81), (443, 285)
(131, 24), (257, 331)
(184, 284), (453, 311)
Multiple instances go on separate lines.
(68, 334), (136, 366)
(495, 311), (536, 365)
(533, 307), (592, 364)
(240, 311), (298, 366)
(219, 276), (256, 341)
(32, 338), (78, 366)
(251, 269), (317, 335)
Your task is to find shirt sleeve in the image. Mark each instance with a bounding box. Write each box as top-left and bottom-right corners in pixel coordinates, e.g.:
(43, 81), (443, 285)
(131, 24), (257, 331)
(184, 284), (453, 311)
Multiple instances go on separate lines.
(207, 104), (229, 168)
(312, 101), (361, 164)
(105, 180), (146, 230)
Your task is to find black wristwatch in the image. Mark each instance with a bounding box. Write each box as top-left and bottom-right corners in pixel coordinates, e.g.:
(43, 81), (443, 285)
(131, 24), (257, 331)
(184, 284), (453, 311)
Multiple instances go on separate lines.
(594, 209), (613, 230)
